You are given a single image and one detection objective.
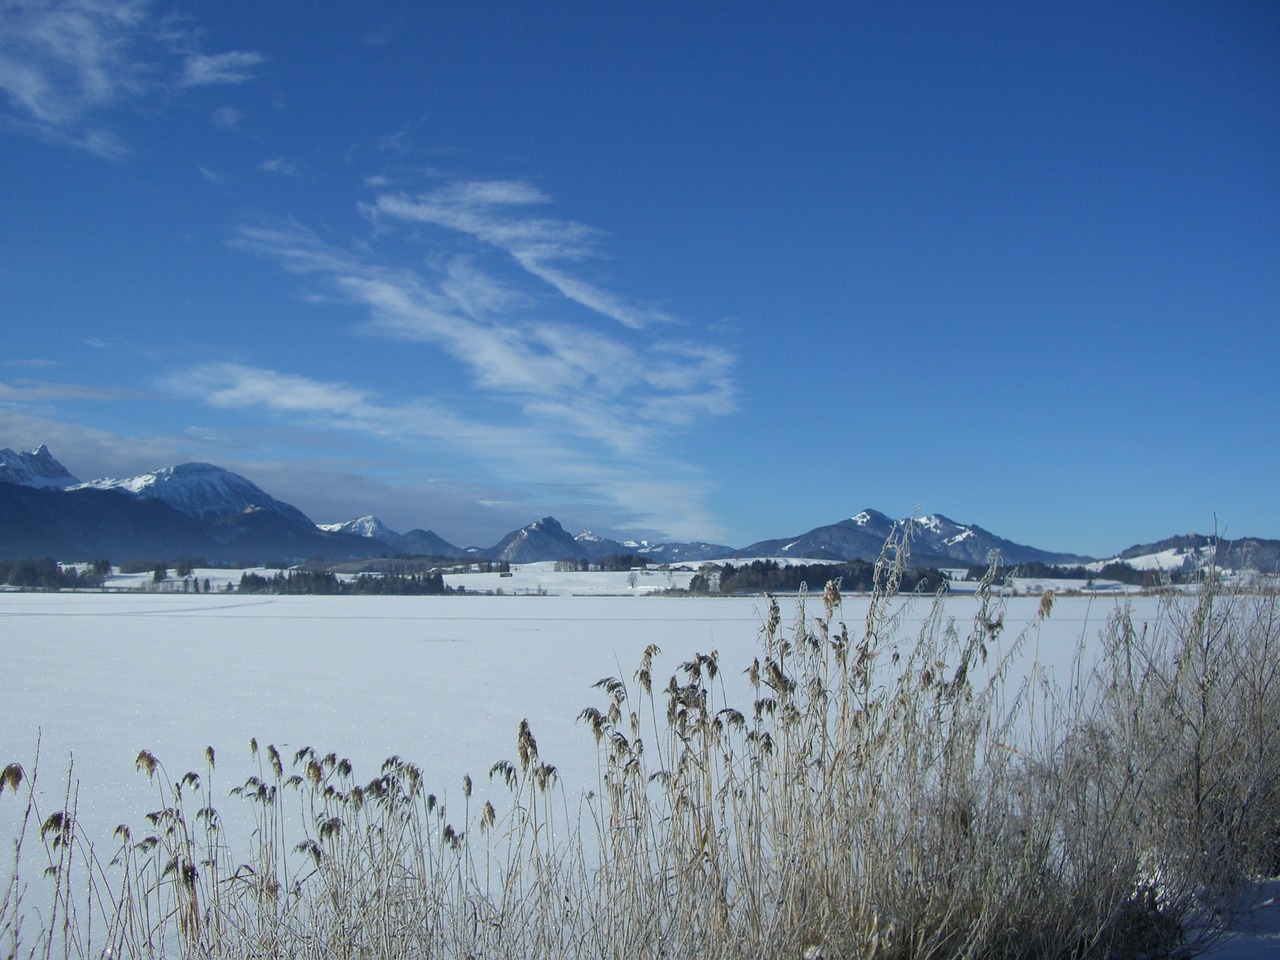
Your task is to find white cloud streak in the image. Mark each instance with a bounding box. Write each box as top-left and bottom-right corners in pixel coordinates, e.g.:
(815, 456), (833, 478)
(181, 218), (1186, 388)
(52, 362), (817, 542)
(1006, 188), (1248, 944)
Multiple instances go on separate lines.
(0, 377), (152, 403)
(259, 156), (296, 175)
(372, 181), (677, 330)
(160, 361), (727, 535)
(218, 182), (738, 539)
(179, 50), (263, 87)
(0, 0), (262, 156)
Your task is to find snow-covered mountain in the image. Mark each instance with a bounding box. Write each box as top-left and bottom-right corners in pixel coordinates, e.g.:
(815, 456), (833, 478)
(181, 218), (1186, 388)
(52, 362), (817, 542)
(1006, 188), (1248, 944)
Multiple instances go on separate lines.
(0, 445), (80, 489)
(6, 443), (1276, 573)
(0, 451), (386, 563)
(737, 509), (1092, 567)
(488, 516), (585, 564)
(73, 462), (314, 527)
(1087, 533), (1280, 577)
(319, 515), (397, 541)
(567, 531), (737, 564)
(318, 515), (464, 558)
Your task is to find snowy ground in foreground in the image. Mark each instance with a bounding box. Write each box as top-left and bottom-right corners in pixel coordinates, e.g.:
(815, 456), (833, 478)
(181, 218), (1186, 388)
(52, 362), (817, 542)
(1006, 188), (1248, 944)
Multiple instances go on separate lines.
(0, 590), (1123, 836)
(1, 588), (1274, 955)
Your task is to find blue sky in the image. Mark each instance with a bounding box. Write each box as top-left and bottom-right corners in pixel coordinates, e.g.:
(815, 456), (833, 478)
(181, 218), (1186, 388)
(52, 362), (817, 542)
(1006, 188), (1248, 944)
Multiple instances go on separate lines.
(1, 1), (1277, 555)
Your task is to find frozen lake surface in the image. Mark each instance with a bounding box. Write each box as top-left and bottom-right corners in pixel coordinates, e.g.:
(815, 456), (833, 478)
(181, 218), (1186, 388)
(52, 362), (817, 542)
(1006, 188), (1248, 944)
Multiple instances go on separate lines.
(5, 587), (1276, 957)
(2, 589), (1138, 843)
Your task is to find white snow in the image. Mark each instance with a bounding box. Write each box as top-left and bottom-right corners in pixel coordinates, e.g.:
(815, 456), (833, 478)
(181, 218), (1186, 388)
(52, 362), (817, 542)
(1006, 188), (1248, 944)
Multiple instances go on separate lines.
(0, 445), (79, 488)
(71, 462), (310, 524)
(318, 515), (393, 538)
(0, 586), (1273, 955)
(0, 589), (1138, 843)
(1087, 546), (1212, 574)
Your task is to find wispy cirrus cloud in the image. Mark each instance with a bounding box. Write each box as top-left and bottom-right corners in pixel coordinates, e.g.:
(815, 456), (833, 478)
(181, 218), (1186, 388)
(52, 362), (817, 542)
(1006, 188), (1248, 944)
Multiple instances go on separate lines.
(0, 0), (262, 156)
(232, 201), (734, 445)
(371, 181), (677, 330)
(211, 105), (242, 129)
(179, 50), (263, 87)
(217, 180), (737, 538)
(0, 377), (152, 403)
(259, 156), (296, 175)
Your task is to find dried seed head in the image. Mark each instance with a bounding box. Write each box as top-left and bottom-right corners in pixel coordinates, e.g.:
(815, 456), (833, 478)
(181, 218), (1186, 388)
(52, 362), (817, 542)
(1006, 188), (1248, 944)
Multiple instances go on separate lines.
(823, 578), (842, 618)
(534, 762), (557, 792)
(578, 707), (606, 743)
(1, 762), (24, 794)
(1038, 589), (1055, 620)
(517, 719), (538, 771)
(135, 750), (158, 780)
(41, 810), (69, 842)
(462, 773), (472, 798)
(267, 744), (283, 779)
(490, 760), (517, 790)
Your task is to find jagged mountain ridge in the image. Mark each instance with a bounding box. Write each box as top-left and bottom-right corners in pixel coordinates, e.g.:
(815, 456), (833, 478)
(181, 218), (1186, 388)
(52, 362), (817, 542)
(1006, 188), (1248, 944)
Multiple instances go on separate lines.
(488, 516), (582, 564)
(0, 445), (80, 489)
(4, 444), (1276, 570)
(0, 450), (383, 562)
(74, 462), (314, 527)
(320, 516), (467, 559)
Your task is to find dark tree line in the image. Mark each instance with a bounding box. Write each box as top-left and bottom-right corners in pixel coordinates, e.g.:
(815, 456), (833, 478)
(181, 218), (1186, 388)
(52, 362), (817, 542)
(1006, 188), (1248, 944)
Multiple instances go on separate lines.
(237, 569), (450, 595)
(691, 559), (948, 596)
(971, 560), (1166, 588)
(555, 554), (651, 572)
(1, 558), (109, 590)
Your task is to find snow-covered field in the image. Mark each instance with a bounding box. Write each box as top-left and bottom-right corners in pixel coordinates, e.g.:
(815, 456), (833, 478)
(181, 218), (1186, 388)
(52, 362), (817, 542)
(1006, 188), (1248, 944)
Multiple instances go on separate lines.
(1, 586), (1274, 955)
(0, 588), (1119, 837)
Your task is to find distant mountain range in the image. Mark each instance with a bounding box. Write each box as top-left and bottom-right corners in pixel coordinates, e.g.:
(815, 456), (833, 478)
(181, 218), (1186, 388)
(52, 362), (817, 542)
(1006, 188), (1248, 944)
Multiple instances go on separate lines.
(1, 445), (1275, 572)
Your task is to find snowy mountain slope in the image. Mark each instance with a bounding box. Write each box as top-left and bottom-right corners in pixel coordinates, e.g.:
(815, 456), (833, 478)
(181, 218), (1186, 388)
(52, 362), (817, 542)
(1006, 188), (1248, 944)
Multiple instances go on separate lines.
(319, 515), (464, 558)
(0, 445), (79, 488)
(488, 517), (586, 563)
(1088, 534), (1280, 576)
(631, 541), (735, 564)
(905, 513), (1093, 566)
(395, 529), (466, 558)
(73, 462), (315, 527)
(737, 509), (1092, 567)
(319, 515), (397, 540)
(7, 443), (1276, 572)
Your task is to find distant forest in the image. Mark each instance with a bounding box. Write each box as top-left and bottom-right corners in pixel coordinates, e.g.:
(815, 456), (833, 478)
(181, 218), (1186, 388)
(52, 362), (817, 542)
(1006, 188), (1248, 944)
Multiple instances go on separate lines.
(237, 569), (451, 595)
(0, 558), (109, 590)
(693, 559), (949, 596)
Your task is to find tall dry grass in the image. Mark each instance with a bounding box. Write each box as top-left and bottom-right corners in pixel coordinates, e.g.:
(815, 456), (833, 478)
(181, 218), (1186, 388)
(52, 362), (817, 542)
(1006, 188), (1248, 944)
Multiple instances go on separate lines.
(4, 532), (1278, 959)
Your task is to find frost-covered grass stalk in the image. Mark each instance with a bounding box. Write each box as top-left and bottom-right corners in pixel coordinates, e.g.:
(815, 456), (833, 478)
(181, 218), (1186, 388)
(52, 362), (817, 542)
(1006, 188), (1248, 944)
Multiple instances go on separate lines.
(3, 532), (1278, 959)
